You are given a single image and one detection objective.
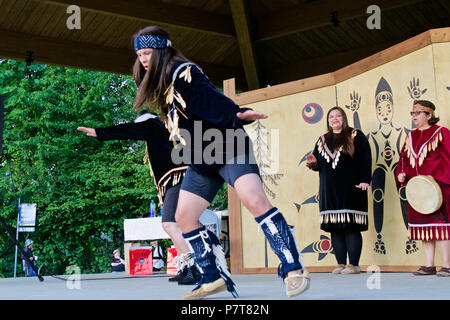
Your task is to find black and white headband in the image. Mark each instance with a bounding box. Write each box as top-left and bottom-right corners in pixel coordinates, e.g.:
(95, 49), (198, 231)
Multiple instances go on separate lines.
(134, 35), (172, 52)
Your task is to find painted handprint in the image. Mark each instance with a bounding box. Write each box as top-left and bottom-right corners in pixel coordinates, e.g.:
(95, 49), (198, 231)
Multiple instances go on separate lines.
(407, 77), (427, 99)
(345, 91), (361, 112)
(345, 91), (362, 130)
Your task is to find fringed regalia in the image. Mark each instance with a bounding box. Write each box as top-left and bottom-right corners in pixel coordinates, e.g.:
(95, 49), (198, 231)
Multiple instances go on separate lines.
(396, 125), (450, 241)
(166, 61), (305, 296)
(164, 61), (254, 175)
(312, 129), (372, 232)
(95, 117), (188, 206)
(142, 147), (186, 205)
(183, 226), (238, 298)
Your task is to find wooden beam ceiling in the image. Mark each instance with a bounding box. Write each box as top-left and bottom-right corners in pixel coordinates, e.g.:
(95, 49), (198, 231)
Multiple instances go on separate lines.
(0, 28), (246, 88)
(264, 38), (401, 85)
(229, 0), (260, 90)
(0, 28), (134, 75)
(38, 0), (235, 38)
(37, 0), (425, 42)
(1, 0), (435, 91)
(255, 0), (424, 41)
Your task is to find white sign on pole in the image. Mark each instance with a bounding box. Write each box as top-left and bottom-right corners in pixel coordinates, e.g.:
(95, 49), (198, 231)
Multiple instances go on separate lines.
(18, 203), (36, 232)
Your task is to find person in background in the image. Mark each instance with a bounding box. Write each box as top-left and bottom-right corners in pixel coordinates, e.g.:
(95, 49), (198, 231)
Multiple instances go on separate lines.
(306, 106), (372, 275)
(110, 249), (125, 273)
(21, 239), (37, 277)
(151, 240), (165, 271)
(396, 100), (450, 277)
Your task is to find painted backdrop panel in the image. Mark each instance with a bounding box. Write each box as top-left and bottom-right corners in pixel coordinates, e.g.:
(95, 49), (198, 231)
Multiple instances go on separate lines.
(238, 44), (448, 270)
(242, 86), (336, 269)
(336, 45), (439, 267)
(432, 42), (450, 128)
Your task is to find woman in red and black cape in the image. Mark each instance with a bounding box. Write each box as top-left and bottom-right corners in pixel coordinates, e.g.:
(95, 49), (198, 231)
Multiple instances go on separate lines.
(396, 100), (450, 277)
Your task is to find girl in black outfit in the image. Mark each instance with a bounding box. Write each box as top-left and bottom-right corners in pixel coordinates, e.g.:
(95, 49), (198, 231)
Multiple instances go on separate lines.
(306, 106), (372, 274)
(131, 25), (310, 300)
(77, 110), (200, 285)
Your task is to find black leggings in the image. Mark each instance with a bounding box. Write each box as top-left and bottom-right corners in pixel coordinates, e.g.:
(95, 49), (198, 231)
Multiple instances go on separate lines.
(331, 230), (363, 266)
(161, 184), (180, 223)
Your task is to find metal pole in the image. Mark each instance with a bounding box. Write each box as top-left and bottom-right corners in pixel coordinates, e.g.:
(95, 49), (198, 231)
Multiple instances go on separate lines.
(13, 197), (20, 278)
(0, 214), (43, 281)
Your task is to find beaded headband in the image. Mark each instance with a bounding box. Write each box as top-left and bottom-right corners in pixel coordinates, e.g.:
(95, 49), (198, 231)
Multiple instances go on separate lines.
(415, 104), (435, 117)
(134, 35), (172, 52)
(413, 100), (436, 117)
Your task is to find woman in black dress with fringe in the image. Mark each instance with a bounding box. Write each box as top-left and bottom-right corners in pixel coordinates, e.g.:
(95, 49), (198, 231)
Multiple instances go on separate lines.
(306, 106), (372, 274)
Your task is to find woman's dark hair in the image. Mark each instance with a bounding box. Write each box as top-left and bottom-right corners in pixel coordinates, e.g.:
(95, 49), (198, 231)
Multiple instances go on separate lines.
(325, 106), (355, 157)
(132, 26), (190, 119)
(413, 100), (440, 125)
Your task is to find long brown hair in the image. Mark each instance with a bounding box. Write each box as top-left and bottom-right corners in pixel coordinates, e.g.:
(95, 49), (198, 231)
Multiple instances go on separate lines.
(325, 106), (355, 156)
(132, 26), (190, 119)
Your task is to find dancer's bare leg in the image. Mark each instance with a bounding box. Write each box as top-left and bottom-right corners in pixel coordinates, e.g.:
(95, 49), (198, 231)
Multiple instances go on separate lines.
(175, 190), (209, 233)
(162, 222), (190, 254)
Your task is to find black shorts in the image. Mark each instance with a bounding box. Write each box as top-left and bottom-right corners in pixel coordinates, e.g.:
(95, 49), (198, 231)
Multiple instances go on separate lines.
(161, 184), (181, 223)
(180, 154), (261, 203)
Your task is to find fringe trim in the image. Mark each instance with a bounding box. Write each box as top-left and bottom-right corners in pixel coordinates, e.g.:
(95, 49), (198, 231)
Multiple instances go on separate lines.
(185, 228), (238, 298)
(157, 167), (188, 206)
(164, 62), (200, 147)
(320, 211), (368, 225)
(405, 126), (443, 168)
(212, 242), (238, 298)
(174, 252), (194, 272)
(317, 137), (343, 169)
(143, 140), (188, 207)
(143, 142), (157, 190)
(408, 224), (450, 241)
(316, 131), (357, 169)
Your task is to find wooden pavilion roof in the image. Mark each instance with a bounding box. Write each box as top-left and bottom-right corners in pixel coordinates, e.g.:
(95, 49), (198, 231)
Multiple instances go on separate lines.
(0, 0), (449, 90)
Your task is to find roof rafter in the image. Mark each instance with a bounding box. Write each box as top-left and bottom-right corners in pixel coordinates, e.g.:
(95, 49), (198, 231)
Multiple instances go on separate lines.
(38, 0), (236, 38)
(265, 38), (401, 85)
(255, 0), (424, 41)
(0, 28), (246, 88)
(229, 0), (260, 90)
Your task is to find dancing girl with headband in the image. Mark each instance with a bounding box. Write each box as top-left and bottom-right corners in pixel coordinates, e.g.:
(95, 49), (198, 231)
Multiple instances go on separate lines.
(131, 26), (310, 300)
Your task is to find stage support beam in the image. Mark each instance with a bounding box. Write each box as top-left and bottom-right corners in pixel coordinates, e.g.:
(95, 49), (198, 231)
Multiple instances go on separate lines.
(229, 0), (260, 90)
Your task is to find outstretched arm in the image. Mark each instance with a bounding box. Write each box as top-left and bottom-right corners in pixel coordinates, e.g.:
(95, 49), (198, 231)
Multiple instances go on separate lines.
(173, 64), (265, 129)
(77, 127), (97, 137)
(236, 109), (268, 122)
(77, 120), (161, 142)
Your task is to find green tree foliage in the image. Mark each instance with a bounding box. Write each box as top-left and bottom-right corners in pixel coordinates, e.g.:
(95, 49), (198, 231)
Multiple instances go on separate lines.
(0, 60), (157, 277)
(0, 59), (229, 278)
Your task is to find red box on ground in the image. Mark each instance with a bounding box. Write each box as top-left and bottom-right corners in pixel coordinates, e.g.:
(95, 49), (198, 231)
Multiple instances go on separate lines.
(129, 246), (153, 275)
(166, 247), (178, 275)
